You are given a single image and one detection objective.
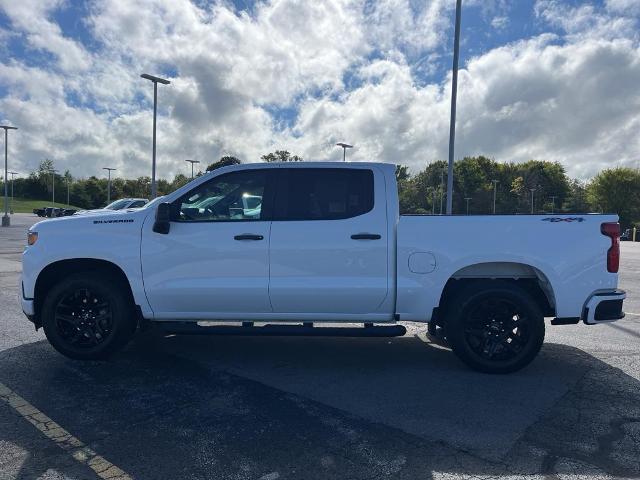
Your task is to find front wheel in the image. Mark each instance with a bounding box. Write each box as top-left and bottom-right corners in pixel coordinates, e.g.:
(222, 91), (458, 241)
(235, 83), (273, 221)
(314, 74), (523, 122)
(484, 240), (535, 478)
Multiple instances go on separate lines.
(445, 281), (545, 374)
(41, 273), (136, 360)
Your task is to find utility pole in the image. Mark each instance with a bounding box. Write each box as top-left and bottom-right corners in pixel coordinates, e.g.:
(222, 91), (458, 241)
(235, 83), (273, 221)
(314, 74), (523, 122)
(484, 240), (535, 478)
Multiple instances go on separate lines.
(336, 143), (353, 162)
(1, 125), (17, 227)
(550, 195), (557, 214)
(185, 159), (200, 179)
(446, 0), (462, 215)
(66, 175), (70, 206)
(530, 188), (536, 214)
(492, 179), (499, 214)
(464, 197), (471, 215)
(141, 73), (171, 198)
(8, 171), (17, 213)
(103, 167), (116, 204)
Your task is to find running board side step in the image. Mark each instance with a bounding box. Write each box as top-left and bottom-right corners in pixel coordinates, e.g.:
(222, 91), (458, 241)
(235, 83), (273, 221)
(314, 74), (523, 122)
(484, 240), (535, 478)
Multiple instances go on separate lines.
(158, 322), (407, 337)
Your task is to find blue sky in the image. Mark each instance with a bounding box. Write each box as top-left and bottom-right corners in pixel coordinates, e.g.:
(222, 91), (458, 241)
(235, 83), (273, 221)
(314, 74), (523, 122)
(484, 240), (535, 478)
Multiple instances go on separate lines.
(0, 0), (639, 180)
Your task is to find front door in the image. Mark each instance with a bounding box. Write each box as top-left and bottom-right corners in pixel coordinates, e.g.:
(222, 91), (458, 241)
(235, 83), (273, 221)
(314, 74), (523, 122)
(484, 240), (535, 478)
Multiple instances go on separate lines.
(141, 168), (273, 320)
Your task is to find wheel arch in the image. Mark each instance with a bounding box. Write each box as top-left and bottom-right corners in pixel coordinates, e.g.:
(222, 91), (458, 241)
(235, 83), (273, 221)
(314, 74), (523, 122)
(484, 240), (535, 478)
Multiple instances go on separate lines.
(434, 262), (556, 324)
(34, 258), (137, 326)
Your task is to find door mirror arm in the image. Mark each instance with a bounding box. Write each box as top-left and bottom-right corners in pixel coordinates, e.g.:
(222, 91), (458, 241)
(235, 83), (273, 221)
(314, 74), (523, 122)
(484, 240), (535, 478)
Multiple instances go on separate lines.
(153, 202), (171, 234)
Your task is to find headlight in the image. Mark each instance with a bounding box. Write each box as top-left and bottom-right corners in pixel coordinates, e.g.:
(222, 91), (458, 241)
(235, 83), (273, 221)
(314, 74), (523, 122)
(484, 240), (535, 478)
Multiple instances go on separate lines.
(27, 231), (38, 246)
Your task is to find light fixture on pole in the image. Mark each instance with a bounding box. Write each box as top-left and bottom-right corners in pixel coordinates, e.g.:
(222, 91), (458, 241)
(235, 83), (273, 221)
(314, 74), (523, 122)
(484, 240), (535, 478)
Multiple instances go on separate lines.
(530, 188), (536, 214)
(141, 73), (171, 199)
(446, 0), (462, 215)
(103, 167), (116, 204)
(50, 169), (59, 206)
(336, 143), (353, 162)
(464, 197), (472, 215)
(185, 159), (200, 179)
(8, 171), (17, 213)
(1, 125), (17, 227)
(492, 179), (499, 214)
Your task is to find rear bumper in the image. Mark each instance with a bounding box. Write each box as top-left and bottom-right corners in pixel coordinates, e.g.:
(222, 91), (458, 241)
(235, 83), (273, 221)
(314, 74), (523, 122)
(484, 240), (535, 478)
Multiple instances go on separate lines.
(583, 289), (626, 325)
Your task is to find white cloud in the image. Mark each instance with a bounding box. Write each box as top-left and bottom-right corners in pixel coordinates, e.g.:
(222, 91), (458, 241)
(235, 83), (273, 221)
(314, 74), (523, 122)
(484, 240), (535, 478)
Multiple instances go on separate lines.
(0, 0), (92, 72)
(0, 0), (639, 184)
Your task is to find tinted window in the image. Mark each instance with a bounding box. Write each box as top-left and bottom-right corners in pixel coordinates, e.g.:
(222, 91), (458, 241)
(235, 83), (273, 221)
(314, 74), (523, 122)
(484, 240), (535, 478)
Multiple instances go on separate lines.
(176, 170), (266, 222)
(128, 200), (146, 208)
(275, 168), (374, 221)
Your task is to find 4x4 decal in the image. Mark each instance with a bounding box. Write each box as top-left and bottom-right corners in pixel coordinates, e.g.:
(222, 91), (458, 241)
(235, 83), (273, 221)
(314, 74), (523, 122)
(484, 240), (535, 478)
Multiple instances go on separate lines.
(542, 217), (585, 223)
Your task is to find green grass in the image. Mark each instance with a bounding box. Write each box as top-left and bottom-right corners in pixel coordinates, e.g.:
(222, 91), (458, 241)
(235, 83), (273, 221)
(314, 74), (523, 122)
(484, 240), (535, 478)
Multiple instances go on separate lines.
(0, 197), (81, 214)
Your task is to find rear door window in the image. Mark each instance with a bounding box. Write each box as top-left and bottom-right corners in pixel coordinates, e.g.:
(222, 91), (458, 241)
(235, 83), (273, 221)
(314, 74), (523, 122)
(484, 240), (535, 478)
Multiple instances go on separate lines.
(274, 168), (374, 221)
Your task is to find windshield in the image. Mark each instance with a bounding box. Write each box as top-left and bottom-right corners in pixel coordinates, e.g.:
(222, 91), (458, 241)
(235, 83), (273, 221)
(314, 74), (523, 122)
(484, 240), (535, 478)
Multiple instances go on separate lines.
(142, 196), (165, 209)
(105, 199), (131, 210)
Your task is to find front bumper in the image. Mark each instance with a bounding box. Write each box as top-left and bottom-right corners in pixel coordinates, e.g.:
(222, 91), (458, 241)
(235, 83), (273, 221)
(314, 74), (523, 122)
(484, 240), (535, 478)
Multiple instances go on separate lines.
(583, 289), (626, 325)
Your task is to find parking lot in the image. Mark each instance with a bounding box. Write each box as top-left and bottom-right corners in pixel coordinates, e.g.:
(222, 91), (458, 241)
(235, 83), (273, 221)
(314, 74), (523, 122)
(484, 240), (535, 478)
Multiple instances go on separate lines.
(1, 213), (639, 480)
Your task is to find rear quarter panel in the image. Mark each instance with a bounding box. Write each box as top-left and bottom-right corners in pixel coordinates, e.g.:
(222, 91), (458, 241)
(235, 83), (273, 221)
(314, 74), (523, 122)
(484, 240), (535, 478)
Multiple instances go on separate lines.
(397, 214), (619, 321)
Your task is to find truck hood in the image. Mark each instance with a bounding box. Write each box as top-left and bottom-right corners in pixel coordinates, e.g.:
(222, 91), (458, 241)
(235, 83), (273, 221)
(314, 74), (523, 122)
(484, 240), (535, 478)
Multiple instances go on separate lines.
(30, 207), (149, 234)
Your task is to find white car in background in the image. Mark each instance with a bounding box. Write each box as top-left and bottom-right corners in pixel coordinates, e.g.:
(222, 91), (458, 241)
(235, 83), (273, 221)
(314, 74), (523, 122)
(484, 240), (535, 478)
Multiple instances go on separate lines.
(75, 198), (148, 215)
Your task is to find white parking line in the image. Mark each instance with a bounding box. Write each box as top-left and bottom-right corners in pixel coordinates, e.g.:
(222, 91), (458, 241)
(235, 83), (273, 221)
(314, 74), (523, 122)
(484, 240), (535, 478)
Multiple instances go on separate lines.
(626, 312), (640, 317)
(0, 382), (132, 480)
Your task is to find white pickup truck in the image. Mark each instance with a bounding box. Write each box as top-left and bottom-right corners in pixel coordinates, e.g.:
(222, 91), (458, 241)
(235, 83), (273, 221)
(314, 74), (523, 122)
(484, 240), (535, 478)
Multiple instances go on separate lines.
(21, 162), (626, 373)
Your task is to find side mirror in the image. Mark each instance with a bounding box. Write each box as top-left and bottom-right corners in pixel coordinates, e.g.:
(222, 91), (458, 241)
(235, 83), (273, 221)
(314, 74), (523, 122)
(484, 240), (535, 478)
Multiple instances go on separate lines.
(153, 202), (171, 234)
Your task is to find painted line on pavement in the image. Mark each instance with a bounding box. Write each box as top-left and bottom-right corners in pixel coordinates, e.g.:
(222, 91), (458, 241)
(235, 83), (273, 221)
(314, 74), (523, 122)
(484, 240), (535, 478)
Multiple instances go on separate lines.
(0, 382), (132, 480)
(626, 312), (640, 317)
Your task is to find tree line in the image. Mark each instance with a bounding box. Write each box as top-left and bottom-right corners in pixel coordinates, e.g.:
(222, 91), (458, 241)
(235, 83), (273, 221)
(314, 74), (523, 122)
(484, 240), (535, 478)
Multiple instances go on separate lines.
(4, 153), (639, 228)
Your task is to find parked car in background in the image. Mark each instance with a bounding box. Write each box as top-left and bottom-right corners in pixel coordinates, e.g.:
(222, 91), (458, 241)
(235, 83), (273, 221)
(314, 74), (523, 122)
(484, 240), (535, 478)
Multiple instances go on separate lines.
(75, 198), (149, 215)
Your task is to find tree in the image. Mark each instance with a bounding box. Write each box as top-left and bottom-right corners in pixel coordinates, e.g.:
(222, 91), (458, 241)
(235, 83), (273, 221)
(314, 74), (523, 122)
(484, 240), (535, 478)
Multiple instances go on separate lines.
(587, 167), (640, 228)
(261, 150), (303, 162)
(206, 156), (241, 172)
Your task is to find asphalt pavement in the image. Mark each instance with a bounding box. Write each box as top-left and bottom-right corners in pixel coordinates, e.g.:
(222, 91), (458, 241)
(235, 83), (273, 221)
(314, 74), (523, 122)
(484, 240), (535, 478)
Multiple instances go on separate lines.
(1, 213), (639, 480)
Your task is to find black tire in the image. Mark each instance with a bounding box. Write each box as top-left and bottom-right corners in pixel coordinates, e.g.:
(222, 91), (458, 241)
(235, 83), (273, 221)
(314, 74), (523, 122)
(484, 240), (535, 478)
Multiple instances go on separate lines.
(445, 281), (545, 374)
(41, 272), (136, 360)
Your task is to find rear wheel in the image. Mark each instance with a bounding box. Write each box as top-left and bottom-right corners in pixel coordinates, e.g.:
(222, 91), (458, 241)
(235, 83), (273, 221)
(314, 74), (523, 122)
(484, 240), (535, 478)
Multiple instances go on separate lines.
(445, 281), (545, 374)
(41, 273), (136, 360)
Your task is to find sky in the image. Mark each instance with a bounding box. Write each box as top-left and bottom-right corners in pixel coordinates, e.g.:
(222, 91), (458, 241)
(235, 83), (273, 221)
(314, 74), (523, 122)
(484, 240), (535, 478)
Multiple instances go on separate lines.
(0, 0), (639, 181)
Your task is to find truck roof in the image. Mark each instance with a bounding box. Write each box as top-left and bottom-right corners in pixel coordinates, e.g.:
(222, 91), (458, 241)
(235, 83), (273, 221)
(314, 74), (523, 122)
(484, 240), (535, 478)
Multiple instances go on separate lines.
(213, 161), (396, 173)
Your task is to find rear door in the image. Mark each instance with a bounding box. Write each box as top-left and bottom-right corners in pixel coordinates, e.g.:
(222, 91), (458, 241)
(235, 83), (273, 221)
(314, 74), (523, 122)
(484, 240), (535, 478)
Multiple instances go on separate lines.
(268, 167), (389, 315)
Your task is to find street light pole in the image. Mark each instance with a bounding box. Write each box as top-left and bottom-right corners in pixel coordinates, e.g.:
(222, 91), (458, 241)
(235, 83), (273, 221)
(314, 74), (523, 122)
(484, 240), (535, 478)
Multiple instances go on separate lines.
(530, 188), (536, 214)
(66, 176), (70, 206)
(464, 197), (471, 215)
(446, 0), (462, 215)
(103, 167), (116, 204)
(50, 169), (59, 206)
(336, 143), (353, 162)
(8, 171), (17, 213)
(550, 195), (557, 214)
(1, 125), (17, 227)
(432, 188), (436, 215)
(141, 74), (171, 199)
(185, 159), (200, 179)
(440, 169), (445, 214)
(492, 179), (499, 214)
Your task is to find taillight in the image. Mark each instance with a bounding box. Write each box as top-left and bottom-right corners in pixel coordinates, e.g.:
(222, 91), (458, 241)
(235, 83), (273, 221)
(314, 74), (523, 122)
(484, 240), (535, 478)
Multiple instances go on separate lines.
(601, 222), (620, 273)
